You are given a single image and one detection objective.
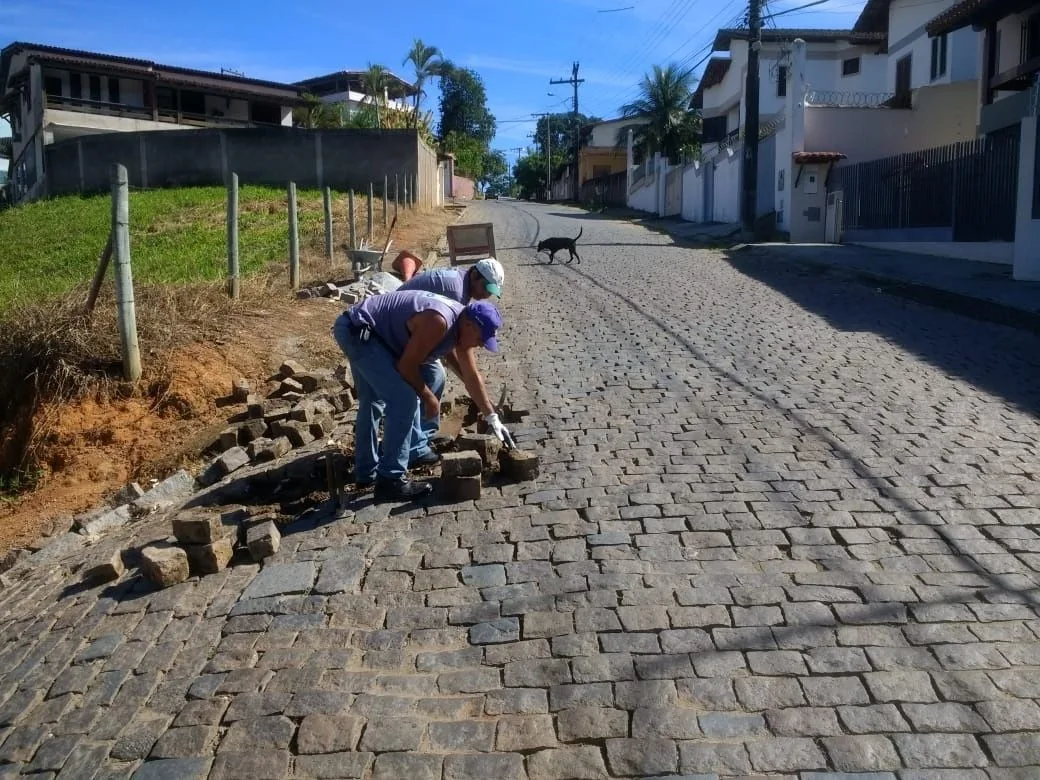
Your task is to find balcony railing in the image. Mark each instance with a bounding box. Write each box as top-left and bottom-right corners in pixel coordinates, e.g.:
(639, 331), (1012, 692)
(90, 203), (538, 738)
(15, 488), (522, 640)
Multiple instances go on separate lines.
(46, 95), (282, 128)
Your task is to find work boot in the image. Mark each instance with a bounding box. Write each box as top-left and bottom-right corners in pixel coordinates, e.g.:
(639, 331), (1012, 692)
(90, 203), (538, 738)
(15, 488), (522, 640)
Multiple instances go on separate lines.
(374, 477), (433, 502)
(409, 450), (442, 468)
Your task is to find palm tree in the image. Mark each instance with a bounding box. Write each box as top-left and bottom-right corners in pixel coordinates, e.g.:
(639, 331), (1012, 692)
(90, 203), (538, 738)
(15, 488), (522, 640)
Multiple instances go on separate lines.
(403, 39), (447, 128)
(361, 63), (390, 128)
(620, 64), (701, 163)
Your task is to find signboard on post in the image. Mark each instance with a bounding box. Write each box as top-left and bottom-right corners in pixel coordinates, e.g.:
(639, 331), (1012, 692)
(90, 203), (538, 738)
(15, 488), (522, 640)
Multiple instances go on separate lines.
(446, 223), (496, 265)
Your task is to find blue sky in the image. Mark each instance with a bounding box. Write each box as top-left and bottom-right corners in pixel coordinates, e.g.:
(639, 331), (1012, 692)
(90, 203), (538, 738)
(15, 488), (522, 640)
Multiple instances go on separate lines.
(1, 0), (867, 171)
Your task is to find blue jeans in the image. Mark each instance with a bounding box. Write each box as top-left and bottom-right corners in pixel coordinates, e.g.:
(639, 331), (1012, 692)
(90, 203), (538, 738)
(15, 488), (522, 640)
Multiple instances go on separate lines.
(333, 315), (417, 482)
(410, 359), (446, 460)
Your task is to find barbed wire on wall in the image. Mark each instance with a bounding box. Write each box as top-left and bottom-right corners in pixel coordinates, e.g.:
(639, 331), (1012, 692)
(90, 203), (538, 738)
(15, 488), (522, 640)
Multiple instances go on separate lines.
(804, 89), (897, 108)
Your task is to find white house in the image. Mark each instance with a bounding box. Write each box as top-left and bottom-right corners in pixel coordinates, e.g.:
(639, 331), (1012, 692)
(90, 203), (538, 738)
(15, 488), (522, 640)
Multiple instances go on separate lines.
(1, 42), (301, 204)
(294, 70), (417, 119)
(678, 28), (888, 227)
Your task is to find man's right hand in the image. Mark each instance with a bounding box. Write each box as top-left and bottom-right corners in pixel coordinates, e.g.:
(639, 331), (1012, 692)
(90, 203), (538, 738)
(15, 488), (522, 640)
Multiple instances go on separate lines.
(421, 389), (440, 420)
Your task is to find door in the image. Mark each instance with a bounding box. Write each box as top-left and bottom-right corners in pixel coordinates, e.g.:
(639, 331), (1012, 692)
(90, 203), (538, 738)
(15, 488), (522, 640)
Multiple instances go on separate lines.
(895, 55), (912, 106)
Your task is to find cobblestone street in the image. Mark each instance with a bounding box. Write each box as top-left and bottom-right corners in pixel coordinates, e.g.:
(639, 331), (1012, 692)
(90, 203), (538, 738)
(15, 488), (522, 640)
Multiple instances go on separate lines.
(1, 200), (1039, 779)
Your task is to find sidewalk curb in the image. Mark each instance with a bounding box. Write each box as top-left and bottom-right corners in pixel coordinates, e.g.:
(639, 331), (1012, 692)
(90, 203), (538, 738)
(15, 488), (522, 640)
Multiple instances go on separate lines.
(737, 244), (1040, 335)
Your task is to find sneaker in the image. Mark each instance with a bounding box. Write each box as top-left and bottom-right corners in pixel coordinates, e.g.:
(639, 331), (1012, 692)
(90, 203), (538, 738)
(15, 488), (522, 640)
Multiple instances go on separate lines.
(409, 450), (442, 468)
(374, 477), (434, 502)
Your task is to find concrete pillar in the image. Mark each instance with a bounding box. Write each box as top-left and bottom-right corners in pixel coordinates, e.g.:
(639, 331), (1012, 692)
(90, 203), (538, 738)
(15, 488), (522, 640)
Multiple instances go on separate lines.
(1013, 116), (1040, 280)
(139, 135), (149, 189)
(626, 128), (634, 194)
(790, 39), (807, 155)
(314, 132), (324, 190)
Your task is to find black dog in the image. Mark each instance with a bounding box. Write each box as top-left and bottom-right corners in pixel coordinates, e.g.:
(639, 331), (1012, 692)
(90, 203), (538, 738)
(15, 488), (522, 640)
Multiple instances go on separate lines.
(536, 227), (582, 264)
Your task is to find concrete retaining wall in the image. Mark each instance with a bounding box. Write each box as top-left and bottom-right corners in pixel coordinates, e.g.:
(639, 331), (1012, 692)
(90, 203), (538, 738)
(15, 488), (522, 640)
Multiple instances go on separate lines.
(44, 127), (439, 206)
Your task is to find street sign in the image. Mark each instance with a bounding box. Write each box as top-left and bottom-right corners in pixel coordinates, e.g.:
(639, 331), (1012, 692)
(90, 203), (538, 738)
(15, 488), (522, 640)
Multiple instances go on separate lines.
(446, 223), (497, 265)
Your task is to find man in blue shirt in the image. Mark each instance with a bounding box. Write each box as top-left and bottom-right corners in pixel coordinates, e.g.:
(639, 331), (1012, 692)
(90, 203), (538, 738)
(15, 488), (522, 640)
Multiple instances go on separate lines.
(397, 258), (505, 464)
(333, 291), (514, 502)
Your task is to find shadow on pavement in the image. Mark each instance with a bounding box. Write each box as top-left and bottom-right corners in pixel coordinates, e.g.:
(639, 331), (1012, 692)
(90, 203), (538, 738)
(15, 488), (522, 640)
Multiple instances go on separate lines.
(724, 247), (1040, 419)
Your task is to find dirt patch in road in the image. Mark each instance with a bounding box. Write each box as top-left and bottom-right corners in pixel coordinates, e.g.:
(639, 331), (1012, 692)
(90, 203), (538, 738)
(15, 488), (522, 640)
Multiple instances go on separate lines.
(0, 206), (461, 555)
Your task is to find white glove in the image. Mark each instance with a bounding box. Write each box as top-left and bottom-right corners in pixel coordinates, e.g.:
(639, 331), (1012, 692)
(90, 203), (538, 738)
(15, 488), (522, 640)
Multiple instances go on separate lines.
(485, 412), (517, 449)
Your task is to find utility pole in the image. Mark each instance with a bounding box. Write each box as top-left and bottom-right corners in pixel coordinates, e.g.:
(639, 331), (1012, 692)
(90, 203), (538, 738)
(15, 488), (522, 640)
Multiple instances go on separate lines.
(533, 113), (553, 200)
(550, 62), (584, 201)
(741, 0), (763, 238)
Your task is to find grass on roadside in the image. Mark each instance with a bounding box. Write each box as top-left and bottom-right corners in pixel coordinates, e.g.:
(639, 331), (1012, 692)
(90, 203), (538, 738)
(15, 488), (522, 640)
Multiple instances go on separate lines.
(0, 184), (367, 308)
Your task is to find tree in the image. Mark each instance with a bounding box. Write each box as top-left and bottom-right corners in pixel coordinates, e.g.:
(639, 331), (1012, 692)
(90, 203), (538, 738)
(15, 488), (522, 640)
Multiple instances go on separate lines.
(441, 131), (487, 179)
(532, 112), (600, 166)
(438, 66), (495, 146)
(361, 63), (390, 127)
(480, 149), (507, 189)
(403, 39), (447, 128)
(620, 63), (701, 163)
(513, 151), (549, 200)
(294, 93), (345, 129)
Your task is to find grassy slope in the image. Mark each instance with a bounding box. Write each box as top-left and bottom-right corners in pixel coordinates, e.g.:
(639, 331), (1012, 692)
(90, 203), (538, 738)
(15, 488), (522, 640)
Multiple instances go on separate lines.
(0, 185), (338, 307)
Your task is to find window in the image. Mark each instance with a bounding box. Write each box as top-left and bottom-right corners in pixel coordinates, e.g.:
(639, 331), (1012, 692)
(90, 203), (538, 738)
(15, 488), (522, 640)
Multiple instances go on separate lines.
(156, 87), (177, 111)
(776, 65), (788, 97)
(931, 33), (948, 79)
(44, 75), (62, 98)
(88, 75), (101, 102)
(842, 57), (861, 76)
(250, 101), (281, 124)
(180, 90), (205, 115)
(895, 54), (912, 100)
(69, 73), (81, 104)
(1023, 15), (1040, 62)
(108, 77), (120, 104)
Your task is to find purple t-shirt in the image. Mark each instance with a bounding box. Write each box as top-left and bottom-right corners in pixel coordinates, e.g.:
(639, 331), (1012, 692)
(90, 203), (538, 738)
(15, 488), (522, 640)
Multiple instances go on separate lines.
(349, 290), (462, 360)
(397, 268), (470, 303)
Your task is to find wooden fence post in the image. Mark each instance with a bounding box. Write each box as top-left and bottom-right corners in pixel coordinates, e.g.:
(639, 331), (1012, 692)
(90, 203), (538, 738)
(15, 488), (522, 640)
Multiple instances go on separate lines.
(288, 181), (300, 289)
(227, 172), (240, 300)
(383, 175), (388, 229)
(367, 182), (374, 243)
(394, 174), (400, 221)
(348, 190), (357, 249)
(404, 178), (409, 210)
(323, 185), (334, 262)
(111, 163), (141, 381)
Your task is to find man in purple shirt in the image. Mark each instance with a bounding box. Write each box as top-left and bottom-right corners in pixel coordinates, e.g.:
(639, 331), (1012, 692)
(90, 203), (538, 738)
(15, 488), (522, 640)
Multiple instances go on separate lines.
(333, 290), (515, 502)
(397, 258), (505, 461)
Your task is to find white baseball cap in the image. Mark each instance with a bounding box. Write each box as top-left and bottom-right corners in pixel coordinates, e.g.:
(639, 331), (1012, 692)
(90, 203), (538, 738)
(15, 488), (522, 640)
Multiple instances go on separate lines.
(473, 258), (505, 297)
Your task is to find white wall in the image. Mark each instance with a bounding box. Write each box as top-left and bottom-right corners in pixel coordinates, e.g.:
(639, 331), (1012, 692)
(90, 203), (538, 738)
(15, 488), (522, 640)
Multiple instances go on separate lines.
(711, 149), (742, 223)
(681, 162), (705, 222)
(589, 119), (643, 148)
(628, 176), (657, 213)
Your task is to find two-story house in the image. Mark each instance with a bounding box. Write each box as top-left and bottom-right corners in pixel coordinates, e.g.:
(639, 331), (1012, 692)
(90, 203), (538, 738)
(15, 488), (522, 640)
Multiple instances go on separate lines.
(853, 0), (980, 111)
(294, 70), (417, 120)
(1, 42), (302, 203)
(684, 28), (886, 225)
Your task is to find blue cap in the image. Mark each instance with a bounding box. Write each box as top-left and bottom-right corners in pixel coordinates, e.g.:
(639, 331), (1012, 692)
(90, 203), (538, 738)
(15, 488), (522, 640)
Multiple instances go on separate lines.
(464, 300), (502, 352)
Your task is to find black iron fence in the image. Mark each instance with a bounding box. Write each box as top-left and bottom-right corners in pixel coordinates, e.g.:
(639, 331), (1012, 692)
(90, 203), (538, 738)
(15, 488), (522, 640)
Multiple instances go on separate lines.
(834, 125), (1020, 242)
(579, 171), (627, 208)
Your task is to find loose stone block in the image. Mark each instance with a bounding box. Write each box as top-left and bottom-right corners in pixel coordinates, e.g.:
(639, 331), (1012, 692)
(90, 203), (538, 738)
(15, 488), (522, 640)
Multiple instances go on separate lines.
(456, 432), (501, 467)
(247, 436), (292, 462)
(309, 415), (335, 440)
(141, 544), (190, 588)
(184, 537), (234, 576)
(172, 510), (231, 545)
(246, 395), (264, 418)
(246, 521), (281, 562)
(83, 549), (125, 584)
(237, 419), (268, 445)
(279, 359), (305, 378)
(216, 447), (250, 476)
(441, 451), (483, 478)
(441, 475), (481, 501)
(231, 379), (251, 403)
(499, 448), (540, 481)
